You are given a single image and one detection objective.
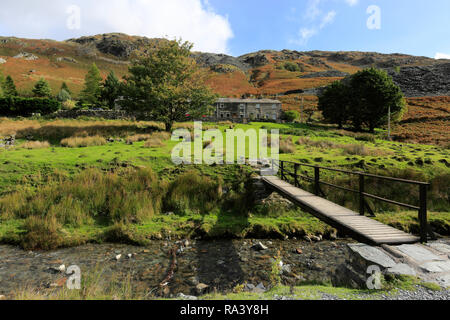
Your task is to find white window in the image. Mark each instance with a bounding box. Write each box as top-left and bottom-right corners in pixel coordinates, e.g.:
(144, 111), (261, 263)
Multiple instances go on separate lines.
(272, 104), (277, 109)
(219, 103), (225, 109)
(256, 104), (260, 109)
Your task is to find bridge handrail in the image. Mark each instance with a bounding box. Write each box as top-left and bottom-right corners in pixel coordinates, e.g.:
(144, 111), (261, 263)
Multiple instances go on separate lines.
(270, 159), (433, 243)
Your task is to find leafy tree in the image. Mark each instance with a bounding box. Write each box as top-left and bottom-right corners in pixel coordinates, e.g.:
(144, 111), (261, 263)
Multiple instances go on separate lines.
(283, 110), (299, 122)
(283, 61), (302, 72)
(350, 68), (406, 132)
(57, 89), (71, 102)
(101, 71), (121, 109)
(32, 78), (52, 97)
(318, 68), (406, 132)
(318, 81), (351, 129)
(3, 75), (18, 97)
(79, 63), (102, 107)
(61, 82), (72, 95)
(121, 39), (217, 131)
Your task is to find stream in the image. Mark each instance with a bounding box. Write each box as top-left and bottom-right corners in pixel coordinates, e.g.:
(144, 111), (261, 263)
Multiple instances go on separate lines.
(0, 239), (355, 297)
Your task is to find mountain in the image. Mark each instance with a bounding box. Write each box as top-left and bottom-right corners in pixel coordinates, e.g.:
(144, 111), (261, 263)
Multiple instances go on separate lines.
(0, 33), (449, 145)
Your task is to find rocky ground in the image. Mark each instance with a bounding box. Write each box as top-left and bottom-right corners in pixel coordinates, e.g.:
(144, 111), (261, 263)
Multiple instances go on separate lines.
(0, 240), (353, 298)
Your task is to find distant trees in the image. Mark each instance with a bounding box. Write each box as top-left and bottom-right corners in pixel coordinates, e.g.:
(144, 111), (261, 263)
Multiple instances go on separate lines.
(32, 78), (52, 97)
(100, 71), (121, 109)
(57, 88), (71, 102)
(318, 68), (406, 132)
(120, 39), (216, 131)
(61, 82), (72, 96)
(0, 97), (61, 117)
(79, 63), (102, 107)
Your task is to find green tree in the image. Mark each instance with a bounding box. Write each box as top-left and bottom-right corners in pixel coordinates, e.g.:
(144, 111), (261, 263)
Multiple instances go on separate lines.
(318, 68), (406, 132)
(0, 70), (4, 97)
(79, 63), (102, 107)
(350, 68), (406, 132)
(57, 89), (71, 102)
(121, 39), (217, 131)
(61, 82), (72, 95)
(283, 110), (299, 123)
(318, 81), (351, 129)
(32, 78), (52, 97)
(3, 75), (18, 97)
(101, 71), (121, 109)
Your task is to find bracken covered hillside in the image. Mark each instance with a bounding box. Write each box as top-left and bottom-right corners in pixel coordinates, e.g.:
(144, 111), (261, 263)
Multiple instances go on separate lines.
(0, 33), (449, 144)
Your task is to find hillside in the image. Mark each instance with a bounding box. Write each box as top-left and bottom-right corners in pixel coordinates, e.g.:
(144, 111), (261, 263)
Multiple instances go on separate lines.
(0, 33), (449, 144)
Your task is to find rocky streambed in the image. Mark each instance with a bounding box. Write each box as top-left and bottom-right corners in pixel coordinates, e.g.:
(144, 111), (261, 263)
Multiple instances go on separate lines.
(0, 239), (356, 298)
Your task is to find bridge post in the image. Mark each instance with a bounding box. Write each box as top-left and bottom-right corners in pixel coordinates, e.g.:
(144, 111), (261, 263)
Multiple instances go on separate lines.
(280, 161), (285, 181)
(359, 174), (365, 216)
(314, 166), (320, 196)
(294, 164), (299, 187)
(419, 184), (428, 243)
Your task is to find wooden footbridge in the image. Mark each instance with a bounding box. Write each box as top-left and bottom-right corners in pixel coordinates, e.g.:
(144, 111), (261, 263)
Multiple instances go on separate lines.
(261, 160), (435, 245)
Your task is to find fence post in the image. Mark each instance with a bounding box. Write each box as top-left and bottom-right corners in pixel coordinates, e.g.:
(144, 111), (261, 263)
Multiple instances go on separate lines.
(280, 161), (284, 181)
(314, 166), (320, 196)
(294, 164), (299, 187)
(419, 184), (428, 243)
(359, 174), (365, 216)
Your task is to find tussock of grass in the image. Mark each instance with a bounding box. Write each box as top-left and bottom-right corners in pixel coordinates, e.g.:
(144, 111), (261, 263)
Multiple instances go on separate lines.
(61, 136), (107, 148)
(280, 137), (296, 154)
(21, 141), (51, 149)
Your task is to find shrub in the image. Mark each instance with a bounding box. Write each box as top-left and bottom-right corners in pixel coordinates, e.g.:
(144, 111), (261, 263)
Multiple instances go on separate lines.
(283, 110), (299, 123)
(126, 134), (152, 144)
(283, 62), (302, 72)
(21, 141), (50, 149)
(144, 137), (165, 148)
(61, 136), (107, 148)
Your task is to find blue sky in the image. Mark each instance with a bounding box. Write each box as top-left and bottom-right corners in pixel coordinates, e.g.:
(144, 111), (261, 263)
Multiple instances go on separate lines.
(0, 0), (449, 58)
(208, 0), (450, 58)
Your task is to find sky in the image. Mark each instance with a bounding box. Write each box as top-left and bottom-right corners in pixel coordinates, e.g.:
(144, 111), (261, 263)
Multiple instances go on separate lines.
(0, 0), (449, 59)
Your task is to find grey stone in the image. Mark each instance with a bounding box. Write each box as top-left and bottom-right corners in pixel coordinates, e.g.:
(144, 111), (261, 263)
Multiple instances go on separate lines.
(251, 242), (268, 251)
(348, 244), (397, 268)
(177, 293), (198, 300)
(387, 263), (417, 276)
(396, 244), (444, 263)
(419, 261), (450, 273)
(0, 58), (6, 64)
(436, 274), (450, 288)
(426, 243), (450, 254)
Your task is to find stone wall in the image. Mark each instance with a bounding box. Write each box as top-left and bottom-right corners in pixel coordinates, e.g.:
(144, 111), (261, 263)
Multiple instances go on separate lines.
(51, 110), (133, 120)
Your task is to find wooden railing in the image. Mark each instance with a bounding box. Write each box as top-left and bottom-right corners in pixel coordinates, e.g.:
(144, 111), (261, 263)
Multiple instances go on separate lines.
(271, 159), (433, 243)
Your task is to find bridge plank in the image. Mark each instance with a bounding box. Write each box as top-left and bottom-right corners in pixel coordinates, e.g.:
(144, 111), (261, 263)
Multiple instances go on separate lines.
(262, 176), (420, 245)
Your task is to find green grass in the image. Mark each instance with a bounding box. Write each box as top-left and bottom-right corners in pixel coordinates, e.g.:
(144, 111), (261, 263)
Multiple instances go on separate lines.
(0, 119), (449, 249)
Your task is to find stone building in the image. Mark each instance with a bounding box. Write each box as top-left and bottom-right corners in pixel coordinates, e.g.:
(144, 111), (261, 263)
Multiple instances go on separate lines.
(215, 98), (282, 122)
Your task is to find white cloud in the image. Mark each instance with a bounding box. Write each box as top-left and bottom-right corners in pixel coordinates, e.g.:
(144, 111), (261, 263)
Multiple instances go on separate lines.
(435, 52), (450, 60)
(345, 0), (359, 7)
(0, 0), (234, 54)
(320, 11), (337, 29)
(290, 28), (318, 46)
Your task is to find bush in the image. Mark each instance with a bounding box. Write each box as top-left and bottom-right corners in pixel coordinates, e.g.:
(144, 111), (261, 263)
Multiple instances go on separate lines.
(0, 97), (61, 116)
(283, 62), (302, 72)
(283, 110), (299, 123)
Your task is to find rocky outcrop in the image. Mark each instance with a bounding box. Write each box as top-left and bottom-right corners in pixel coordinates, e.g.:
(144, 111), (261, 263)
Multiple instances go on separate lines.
(13, 52), (38, 60)
(388, 63), (450, 97)
(56, 56), (78, 63)
(238, 51), (270, 68)
(191, 52), (251, 71)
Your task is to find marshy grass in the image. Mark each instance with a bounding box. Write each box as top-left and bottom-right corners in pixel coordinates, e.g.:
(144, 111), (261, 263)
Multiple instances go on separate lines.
(341, 143), (393, 157)
(164, 170), (222, 214)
